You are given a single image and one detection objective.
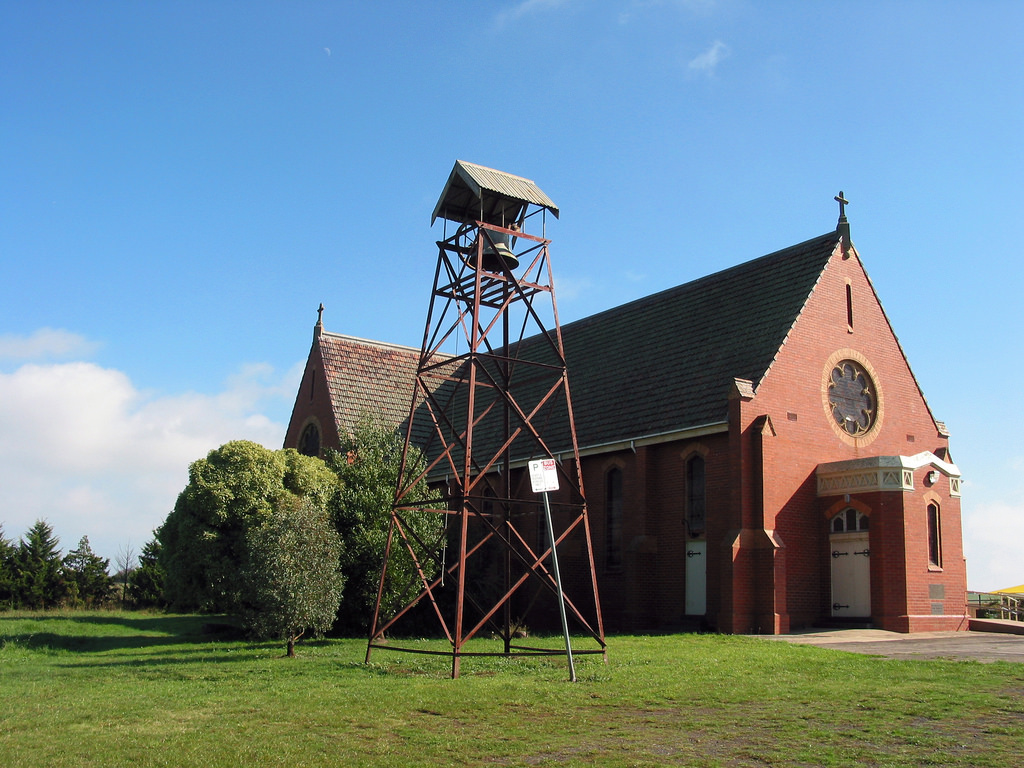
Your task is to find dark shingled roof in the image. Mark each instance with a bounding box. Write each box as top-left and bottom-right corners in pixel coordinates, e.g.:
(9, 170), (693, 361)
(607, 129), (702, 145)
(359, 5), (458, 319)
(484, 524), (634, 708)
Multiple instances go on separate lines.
(317, 232), (840, 456)
(556, 231), (841, 448)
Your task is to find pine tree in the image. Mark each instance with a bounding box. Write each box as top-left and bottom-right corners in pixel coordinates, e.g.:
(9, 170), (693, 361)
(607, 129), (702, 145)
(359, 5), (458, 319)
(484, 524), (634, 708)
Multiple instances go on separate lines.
(0, 525), (16, 610)
(63, 536), (113, 608)
(16, 521), (67, 609)
(128, 537), (166, 608)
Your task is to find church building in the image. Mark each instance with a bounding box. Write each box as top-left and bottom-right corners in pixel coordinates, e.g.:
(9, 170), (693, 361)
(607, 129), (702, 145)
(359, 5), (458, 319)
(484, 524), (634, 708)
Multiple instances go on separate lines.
(284, 199), (967, 636)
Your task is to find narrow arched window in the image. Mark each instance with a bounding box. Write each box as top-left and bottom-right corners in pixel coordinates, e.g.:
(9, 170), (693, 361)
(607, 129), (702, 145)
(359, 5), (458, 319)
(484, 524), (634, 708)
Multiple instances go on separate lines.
(686, 455), (706, 536)
(927, 503), (942, 567)
(606, 468), (623, 569)
(846, 282), (854, 330)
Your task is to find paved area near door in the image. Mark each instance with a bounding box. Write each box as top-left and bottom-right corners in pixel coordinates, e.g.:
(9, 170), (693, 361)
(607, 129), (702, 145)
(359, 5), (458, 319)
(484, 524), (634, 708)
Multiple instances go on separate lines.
(761, 624), (1024, 663)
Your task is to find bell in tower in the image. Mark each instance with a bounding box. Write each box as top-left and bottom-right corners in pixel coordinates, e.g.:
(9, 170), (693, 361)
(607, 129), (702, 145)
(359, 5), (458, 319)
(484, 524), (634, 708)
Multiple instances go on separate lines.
(366, 160), (605, 678)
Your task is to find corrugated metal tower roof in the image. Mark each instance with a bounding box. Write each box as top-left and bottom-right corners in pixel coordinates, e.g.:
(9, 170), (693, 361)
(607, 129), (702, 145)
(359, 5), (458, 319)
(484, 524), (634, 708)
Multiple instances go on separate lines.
(431, 160), (559, 225)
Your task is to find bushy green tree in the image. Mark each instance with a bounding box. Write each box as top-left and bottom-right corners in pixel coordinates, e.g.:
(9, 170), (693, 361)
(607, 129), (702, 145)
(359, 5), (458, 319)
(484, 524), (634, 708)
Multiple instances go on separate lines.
(327, 419), (442, 634)
(16, 520), (67, 609)
(0, 525), (16, 610)
(240, 496), (345, 656)
(159, 441), (338, 613)
(128, 537), (166, 608)
(63, 536), (113, 608)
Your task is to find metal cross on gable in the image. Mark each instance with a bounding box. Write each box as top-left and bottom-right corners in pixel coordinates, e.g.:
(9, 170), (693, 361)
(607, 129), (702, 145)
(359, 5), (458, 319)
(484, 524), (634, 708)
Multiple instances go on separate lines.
(835, 191), (849, 221)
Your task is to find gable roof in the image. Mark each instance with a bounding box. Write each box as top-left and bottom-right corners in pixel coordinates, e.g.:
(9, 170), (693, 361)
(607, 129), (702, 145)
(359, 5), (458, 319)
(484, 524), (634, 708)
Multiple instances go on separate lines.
(308, 231), (841, 457)
(431, 160), (560, 226)
(316, 333), (423, 439)
(557, 231), (840, 449)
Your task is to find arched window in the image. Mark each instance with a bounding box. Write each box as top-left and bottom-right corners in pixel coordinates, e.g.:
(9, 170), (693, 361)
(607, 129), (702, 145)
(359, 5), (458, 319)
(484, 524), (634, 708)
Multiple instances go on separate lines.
(846, 282), (854, 330)
(298, 422), (321, 457)
(927, 503), (942, 567)
(685, 455), (706, 536)
(830, 507), (869, 534)
(606, 468), (623, 569)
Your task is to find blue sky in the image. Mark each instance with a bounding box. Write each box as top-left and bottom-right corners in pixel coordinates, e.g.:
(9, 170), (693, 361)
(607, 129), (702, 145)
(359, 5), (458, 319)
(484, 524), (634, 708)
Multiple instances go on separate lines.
(2, 1), (1021, 591)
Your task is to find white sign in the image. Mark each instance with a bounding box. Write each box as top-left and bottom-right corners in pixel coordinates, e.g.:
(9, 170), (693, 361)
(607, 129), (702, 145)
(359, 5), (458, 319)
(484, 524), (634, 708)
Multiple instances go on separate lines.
(529, 459), (560, 493)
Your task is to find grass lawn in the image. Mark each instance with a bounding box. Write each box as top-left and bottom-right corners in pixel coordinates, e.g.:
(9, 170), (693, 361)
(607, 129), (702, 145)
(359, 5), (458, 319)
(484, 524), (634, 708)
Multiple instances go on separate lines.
(1, 612), (1022, 767)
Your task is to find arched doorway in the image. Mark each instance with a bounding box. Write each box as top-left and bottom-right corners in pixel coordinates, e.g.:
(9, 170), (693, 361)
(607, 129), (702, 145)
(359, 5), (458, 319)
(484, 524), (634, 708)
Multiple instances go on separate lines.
(829, 507), (871, 618)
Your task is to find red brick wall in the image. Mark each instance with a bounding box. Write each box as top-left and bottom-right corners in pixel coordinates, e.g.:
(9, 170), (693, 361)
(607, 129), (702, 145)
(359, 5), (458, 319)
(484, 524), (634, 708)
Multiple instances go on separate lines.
(735, 243), (964, 632)
(283, 339), (342, 456)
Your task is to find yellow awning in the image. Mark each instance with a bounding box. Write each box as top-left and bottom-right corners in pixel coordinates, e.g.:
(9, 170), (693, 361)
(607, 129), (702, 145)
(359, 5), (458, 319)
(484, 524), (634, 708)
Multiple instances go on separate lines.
(995, 584), (1024, 594)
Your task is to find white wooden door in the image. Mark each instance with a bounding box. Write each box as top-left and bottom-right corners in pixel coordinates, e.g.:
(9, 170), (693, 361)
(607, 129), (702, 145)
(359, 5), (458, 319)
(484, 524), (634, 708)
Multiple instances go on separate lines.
(830, 532), (871, 617)
(685, 540), (707, 616)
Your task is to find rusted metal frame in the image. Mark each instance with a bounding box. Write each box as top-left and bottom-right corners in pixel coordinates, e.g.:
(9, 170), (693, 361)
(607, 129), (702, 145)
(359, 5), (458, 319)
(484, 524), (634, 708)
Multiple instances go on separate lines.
(366, 512), (399, 661)
(393, 245), (456, 511)
(371, 644), (602, 658)
(405, 371), (504, 498)
(453, 356), (567, 490)
(420, 248), (457, 364)
(393, 379), (463, 500)
(478, 240), (564, 367)
(508, 644), (607, 655)
(423, 248), (476, 362)
(462, 509), (601, 645)
(388, 510), (454, 644)
(391, 373), (432, 510)
(468, 285), (520, 351)
(386, 503), (508, 645)
(502, 503), (602, 640)
(500, 277), (513, 656)
(399, 351), (502, 495)
(451, 234), (489, 678)
(516, 293), (567, 365)
(478, 220), (546, 245)
(371, 510), (500, 643)
(542, 242), (604, 645)
(428, 248), (502, 359)
(418, 242), (451, 350)
(464, 373), (566, 486)
(484, 372), (569, 477)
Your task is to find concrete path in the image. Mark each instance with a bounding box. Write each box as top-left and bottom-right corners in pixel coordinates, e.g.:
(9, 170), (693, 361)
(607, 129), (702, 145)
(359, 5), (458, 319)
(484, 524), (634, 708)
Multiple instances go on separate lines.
(762, 626), (1024, 663)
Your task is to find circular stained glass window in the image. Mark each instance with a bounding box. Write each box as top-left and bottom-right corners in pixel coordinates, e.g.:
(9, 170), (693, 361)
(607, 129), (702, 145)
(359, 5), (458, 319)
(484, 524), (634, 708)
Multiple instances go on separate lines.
(828, 360), (877, 436)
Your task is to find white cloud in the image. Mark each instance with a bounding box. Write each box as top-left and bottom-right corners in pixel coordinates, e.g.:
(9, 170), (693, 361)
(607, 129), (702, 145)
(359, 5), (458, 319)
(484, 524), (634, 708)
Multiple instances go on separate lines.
(0, 328), (101, 361)
(688, 39), (730, 75)
(495, 0), (571, 27)
(961, 462), (1024, 592)
(0, 358), (303, 566)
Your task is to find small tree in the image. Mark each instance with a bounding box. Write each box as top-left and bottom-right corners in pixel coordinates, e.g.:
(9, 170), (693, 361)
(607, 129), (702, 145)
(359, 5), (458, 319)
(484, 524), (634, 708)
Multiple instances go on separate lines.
(240, 496), (345, 657)
(63, 536), (113, 608)
(16, 520), (67, 609)
(0, 525), (16, 610)
(128, 537), (166, 609)
(327, 419), (442, 634)
(114, 542), (136, 609)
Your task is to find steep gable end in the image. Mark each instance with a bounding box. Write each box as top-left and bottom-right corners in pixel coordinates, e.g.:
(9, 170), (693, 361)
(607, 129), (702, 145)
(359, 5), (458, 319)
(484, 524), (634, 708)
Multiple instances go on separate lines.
(318, 333), (423, 438)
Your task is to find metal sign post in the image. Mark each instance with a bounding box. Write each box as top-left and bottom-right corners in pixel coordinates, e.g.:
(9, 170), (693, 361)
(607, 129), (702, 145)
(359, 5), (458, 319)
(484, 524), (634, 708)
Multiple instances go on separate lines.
(529, 459), (577, 682)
